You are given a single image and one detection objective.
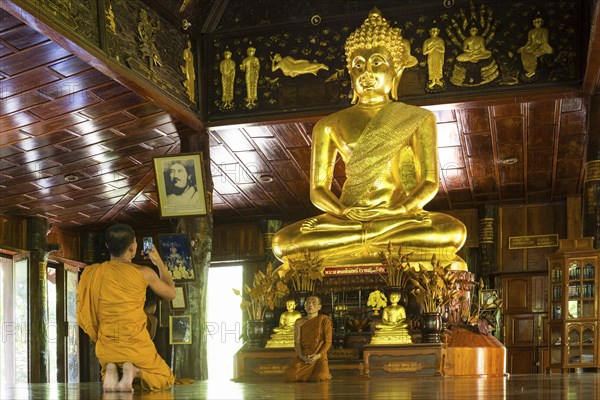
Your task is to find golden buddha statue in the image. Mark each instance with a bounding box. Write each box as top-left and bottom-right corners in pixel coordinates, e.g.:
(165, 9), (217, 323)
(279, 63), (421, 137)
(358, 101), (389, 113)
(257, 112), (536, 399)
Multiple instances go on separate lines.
(370, 292), (412, 344)
(265, 299), (302, 348)
(272, 9), (467, 271)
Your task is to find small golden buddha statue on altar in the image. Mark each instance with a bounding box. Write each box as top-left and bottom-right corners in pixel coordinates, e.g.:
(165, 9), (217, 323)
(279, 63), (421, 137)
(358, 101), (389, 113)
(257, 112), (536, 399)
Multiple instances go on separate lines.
(265, 299), (302, 348)
(272, 8), (467, 271)
(370, 292), (412, 345)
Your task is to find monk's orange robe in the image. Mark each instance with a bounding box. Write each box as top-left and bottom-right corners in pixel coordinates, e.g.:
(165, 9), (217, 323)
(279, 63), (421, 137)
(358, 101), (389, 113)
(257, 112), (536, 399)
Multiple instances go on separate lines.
(284, 314), (333, 382)
(77, 261), (174, 390)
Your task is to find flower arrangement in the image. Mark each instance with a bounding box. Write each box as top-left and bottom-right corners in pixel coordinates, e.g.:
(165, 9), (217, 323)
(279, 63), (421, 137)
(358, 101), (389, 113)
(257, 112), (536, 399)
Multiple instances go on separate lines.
(281, 250), (325, 292)
(232, 262), (290, 320)
(379, 242), (412, 288)
(408, 257), (461, 314)
(459, 278), (503, 335)
(367, 290), (388, 316)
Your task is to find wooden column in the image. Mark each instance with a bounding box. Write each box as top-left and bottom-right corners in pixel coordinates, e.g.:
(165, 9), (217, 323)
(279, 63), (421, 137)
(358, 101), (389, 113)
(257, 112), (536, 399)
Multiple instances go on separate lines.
(26, 216), (49, 383)
(477, 204), (498, 287)
(173, 130), (212, 381)
(583, 95), (600, 248)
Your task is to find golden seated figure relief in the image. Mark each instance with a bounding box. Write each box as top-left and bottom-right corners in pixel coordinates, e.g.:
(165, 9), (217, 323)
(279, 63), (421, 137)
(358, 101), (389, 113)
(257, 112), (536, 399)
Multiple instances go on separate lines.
(272, 9), (467, 271)
(265, 299), (303, 348)
(370, 292), (412, 345)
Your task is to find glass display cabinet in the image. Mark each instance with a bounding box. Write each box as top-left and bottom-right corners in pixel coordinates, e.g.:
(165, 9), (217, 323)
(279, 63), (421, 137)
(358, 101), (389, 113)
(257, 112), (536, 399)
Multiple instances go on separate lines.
(547, 238), (599, 372)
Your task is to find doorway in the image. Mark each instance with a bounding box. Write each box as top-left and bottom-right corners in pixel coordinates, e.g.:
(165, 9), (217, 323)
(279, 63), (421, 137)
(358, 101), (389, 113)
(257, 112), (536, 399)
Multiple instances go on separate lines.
(0, 255), (29, 384)
(47, 260), (80, 383)
(206, 265), (243, 381)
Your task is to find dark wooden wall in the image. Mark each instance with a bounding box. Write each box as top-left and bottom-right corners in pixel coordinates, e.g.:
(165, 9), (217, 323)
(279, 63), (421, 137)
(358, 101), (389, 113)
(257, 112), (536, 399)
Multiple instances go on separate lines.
(499, 203), (567, 272)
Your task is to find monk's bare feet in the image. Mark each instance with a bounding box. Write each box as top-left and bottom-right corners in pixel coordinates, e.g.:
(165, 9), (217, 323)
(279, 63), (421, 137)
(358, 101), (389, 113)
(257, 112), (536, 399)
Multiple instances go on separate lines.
(116, 362), (139, 392)
(103, 363), (119, 392)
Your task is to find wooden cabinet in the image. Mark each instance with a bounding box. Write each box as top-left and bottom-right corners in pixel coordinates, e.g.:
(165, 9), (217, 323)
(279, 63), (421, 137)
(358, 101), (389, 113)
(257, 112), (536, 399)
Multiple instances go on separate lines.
(547, 238), (600, 372)
(499, 271), (548, 374)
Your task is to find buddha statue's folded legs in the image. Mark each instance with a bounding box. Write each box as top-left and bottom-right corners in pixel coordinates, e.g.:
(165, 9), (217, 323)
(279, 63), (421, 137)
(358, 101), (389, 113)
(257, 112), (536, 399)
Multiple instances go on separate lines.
(272, 211), (467, 270)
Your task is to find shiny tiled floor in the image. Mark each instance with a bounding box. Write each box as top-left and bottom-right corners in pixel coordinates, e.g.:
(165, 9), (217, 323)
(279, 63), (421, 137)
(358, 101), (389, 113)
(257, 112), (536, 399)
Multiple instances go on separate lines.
(1, 373), (600, 399)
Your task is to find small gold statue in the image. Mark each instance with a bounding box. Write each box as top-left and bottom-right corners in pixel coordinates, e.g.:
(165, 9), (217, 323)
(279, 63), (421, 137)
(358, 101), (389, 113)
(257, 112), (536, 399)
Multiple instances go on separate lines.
(240, 47), (260, 109)
(271, 54), (329, 77)
(518, 16), (553, 79)
(181, 40), (195, 103)
(450, 24), (499, 87)
(265, 299), (302, 348)
(422, 26), (445, 90)
(219, 50), (236, 109)
(272, 8), (467, 270)
(456, 25), (492, 63)
(370, 292), (412, 345)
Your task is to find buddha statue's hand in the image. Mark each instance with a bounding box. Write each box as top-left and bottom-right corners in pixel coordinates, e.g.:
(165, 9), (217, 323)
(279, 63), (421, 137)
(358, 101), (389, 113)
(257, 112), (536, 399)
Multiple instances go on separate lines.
(299, 216), (363, 232)
(344, 203), (405, 221)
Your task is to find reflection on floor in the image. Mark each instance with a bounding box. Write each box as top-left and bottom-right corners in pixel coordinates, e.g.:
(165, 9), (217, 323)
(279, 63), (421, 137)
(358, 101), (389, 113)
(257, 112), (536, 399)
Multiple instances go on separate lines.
(1, 373), (600, 399)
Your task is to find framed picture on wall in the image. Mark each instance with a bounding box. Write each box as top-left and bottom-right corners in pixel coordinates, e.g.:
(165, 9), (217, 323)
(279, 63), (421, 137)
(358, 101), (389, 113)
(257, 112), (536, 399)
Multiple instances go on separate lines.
(169, 315), (192, 345)
(153, 153), (207, 218)
(157, 233), (195, 283)
(170, 284), (188, 311)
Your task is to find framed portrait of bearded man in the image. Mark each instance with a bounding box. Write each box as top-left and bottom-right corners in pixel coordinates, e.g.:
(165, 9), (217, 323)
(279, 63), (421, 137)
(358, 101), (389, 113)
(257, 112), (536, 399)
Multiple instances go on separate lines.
(153, 153), (207, 218)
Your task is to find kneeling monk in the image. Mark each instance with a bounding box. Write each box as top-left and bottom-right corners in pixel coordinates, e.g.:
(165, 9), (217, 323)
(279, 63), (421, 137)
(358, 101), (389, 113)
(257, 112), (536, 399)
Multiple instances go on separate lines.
(77, 224), (176, 391)
(284, 295), (333, 382)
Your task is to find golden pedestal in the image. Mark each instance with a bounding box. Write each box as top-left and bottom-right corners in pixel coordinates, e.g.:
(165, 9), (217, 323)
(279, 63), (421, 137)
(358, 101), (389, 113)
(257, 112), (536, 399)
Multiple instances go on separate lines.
(370, 329), (412, 345)
(264, 333), (295, 348)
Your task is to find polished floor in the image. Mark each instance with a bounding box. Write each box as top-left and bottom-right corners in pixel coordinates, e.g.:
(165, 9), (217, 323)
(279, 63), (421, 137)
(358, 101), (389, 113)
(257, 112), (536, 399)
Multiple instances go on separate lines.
(1, 374), (600, 400)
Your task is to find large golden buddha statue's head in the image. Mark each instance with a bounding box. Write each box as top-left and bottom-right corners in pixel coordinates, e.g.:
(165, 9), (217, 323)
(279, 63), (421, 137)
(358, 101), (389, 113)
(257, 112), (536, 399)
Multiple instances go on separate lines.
(344, 8), (407, 102)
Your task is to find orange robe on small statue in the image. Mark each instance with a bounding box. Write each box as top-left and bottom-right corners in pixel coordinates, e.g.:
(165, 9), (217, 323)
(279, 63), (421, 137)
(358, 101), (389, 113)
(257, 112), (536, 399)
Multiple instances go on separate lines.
(284, 314), (333, 382)
(77, 261), (174, 390)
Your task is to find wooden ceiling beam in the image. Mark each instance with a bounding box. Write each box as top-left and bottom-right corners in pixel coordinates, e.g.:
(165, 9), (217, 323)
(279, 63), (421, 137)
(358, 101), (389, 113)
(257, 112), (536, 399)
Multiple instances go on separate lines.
(1, 1), (203, 131)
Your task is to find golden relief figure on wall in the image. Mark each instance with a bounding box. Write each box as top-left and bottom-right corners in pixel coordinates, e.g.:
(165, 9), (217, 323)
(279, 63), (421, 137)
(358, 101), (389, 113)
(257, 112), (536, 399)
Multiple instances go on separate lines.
(518, 16), (553, 81)
(137, 9), (162, 71)
(270, 54), (329, 77)
(422, 25), (445, 91)
(447, 3), (499, 87)
(272, 9), (467, 271)
(219, 50), (236, 110)
(240, 46), (260, 109)
(181, 40), (195, 103)
(105, 4), (116, 34)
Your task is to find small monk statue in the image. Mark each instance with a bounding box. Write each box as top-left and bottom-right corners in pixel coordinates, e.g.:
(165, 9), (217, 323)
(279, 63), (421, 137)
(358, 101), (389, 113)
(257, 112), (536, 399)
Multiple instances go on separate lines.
(265, 299), (303, 348)
(370, 292), (412, 344)
(272, 8), (467, 270)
